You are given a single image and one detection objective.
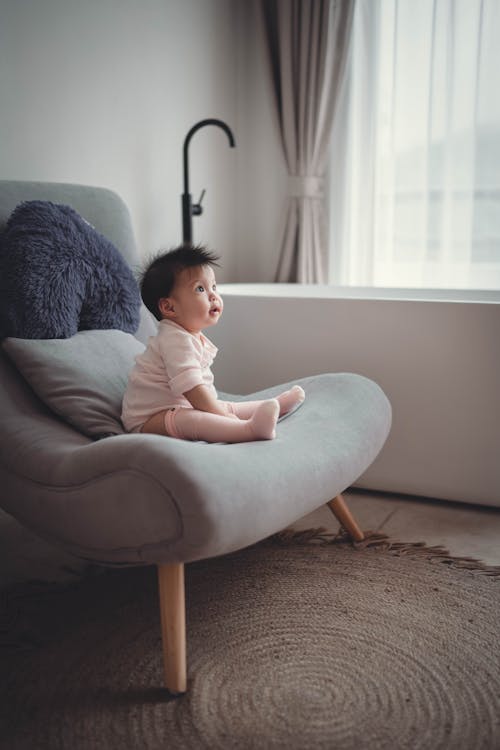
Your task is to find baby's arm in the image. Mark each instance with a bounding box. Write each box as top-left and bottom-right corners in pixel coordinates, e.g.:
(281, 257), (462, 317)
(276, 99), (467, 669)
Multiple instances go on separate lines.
(183, 384), (233, 418)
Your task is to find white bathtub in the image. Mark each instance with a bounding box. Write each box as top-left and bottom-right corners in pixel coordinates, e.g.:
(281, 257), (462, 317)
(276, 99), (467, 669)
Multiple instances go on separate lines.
(210, 283), (500, 507)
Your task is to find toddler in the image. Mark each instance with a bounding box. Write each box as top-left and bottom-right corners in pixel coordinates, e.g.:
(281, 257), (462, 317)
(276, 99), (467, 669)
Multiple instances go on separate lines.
(121, 244), (305, 442)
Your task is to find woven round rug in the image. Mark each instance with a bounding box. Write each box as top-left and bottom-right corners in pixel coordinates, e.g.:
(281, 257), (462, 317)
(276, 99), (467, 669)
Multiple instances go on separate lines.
(1, 531), (499, 750)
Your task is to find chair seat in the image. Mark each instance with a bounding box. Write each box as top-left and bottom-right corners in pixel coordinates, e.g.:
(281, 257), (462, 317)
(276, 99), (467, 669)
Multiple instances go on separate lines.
(0, 371), (391, 566)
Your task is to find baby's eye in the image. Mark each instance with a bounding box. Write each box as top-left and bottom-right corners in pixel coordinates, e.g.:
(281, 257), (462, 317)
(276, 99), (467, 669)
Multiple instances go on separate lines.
(195, 285), (205, 292)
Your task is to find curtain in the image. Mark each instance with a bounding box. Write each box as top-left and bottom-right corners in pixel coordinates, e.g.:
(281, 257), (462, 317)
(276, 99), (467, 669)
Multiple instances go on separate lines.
(329, 0), (500, 290)
(259, 0), (354, 282)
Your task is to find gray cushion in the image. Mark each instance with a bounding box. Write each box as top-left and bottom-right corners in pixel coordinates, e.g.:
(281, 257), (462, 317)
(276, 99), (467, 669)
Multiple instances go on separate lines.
(2, 330), (145, 438)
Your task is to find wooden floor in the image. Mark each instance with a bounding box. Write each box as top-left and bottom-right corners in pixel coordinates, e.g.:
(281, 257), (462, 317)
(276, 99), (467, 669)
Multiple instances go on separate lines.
(292, 489), (500, 566)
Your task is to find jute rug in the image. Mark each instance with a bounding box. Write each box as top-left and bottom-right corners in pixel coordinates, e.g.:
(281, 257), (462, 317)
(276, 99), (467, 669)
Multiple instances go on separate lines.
(1, 530), (499, 750)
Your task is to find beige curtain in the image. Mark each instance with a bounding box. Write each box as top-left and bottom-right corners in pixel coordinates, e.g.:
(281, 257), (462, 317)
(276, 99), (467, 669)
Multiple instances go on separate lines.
(259, 0), (354, 282)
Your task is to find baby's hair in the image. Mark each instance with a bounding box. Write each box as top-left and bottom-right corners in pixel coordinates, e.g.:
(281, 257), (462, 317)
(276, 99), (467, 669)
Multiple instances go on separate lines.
(140, 244), (220, 320)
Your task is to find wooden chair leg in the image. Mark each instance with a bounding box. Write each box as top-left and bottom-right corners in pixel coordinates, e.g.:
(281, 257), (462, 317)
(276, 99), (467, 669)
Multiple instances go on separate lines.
(158, 562), (187, 694)
(327, 494), (365, 541)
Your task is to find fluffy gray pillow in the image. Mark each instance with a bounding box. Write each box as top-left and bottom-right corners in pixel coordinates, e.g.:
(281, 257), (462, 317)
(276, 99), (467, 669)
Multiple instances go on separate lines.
(3, 330), (145, 438)
(0, 200), (141, 339)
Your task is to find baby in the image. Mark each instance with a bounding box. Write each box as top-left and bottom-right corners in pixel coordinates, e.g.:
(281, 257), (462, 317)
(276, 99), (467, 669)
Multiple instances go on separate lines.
(121, 244), (305, 442)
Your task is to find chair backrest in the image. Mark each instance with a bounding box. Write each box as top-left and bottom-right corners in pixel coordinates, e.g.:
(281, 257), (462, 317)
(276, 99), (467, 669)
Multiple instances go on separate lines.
(0, 180), (157, 457)
(0, 180), (157, 343)
(0, 180), (137, 267)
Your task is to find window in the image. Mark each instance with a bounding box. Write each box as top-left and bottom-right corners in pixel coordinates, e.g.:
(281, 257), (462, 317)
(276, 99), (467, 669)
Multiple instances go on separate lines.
(328, 0), (500, 290)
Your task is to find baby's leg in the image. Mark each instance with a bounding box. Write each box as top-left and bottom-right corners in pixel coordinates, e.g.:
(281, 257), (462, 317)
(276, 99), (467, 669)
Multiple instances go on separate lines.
(168, 402), (279, 443)
(227, 385), (305, 419)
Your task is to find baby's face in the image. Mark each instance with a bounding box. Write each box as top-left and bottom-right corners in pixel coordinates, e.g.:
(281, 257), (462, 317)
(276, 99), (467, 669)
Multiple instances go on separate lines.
(159, 265), (223, 334)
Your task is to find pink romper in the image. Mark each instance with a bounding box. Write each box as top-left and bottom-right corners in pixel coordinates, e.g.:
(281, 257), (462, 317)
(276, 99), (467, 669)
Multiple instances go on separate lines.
(121, 319), (218, 433)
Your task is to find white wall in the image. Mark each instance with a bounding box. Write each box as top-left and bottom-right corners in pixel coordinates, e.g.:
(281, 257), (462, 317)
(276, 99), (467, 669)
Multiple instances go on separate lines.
(0, 0), (239, 280)
(211, 286), (500, 508)
(0, 0), (286, 282)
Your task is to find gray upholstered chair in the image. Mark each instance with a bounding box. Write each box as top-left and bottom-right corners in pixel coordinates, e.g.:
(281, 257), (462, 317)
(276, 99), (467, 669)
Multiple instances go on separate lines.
(0, 180), (391, 694)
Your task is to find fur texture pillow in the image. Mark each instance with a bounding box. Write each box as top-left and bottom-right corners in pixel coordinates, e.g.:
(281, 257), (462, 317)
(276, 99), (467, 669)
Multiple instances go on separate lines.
(0, 200), (141, 339)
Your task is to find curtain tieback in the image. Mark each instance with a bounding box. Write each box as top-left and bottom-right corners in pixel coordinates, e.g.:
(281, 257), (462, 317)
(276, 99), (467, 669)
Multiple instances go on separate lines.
(288, 175), (324, 198)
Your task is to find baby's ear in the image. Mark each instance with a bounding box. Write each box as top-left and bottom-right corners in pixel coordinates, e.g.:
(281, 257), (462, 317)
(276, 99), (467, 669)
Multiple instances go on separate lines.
(158, 297), (175, 318)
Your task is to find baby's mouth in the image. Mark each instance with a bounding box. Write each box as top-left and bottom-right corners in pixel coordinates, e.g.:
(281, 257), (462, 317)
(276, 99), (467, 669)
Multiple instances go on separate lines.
(209, 306), (221, 315)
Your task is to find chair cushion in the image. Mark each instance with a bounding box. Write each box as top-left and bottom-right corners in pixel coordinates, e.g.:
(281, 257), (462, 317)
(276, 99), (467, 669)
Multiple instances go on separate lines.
(0, 200), (141, 339)
(2, 330), (145, 438)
